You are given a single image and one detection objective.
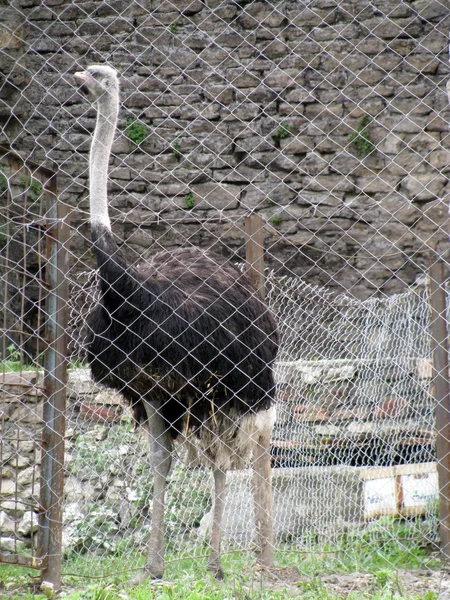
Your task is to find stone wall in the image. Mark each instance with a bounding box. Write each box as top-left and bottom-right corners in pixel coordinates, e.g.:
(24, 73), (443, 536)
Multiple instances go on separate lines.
(1, 0), (450, 298)
(0, 369), (114, 554)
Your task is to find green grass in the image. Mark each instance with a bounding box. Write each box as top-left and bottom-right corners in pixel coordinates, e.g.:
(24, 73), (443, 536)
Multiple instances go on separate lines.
(0, 500), (441, 599)
(0, 563), (46, 599)
(1, 536), (441, 600)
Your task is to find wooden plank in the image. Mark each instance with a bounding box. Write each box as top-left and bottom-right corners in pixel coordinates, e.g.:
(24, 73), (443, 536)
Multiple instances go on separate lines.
(245, 214), (265, 299)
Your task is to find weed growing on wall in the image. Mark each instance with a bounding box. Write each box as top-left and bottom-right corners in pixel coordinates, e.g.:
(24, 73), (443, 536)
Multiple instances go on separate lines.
(125, 118), (148, 147)
(272, 122), (291, 146)
(18, 174), (43, 202)
(348, 115), (375, 157)
(172, 140), (182, 161)
(270, 213), (283, 227)
(29, 178), (43, 201)
(184, 191), (195, 209)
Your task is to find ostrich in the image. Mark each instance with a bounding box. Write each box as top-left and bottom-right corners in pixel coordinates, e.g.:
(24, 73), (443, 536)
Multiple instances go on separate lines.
(73, 65), (278, 582)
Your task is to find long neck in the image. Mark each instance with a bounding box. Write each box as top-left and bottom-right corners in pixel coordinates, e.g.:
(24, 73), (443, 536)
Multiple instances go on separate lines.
(89, 88), (138, 306)
(89, 88), (152, 311)
(90, 90), (118, 231)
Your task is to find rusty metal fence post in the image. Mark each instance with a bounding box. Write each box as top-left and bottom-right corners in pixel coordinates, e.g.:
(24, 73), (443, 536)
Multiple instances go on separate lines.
(38, 177), (70, 592)
(429, 254), (450, 562)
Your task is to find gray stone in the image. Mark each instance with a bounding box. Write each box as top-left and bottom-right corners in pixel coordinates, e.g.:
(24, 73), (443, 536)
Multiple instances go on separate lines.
(18, 511), (39, 536)
(67, 368), (100, 398)
(9, 402), (43, 425)
(17, 466), (36, 487)
(1, 501), (25, 519)
(0, 512), (17, 535)
(64, 476), (97, 503)
(7, 453), (33, 469)
(0, 479), (16, 496)
(400, 174), (446, 201)
(0, 537), (26, 552)
(104, 480), (126, 505)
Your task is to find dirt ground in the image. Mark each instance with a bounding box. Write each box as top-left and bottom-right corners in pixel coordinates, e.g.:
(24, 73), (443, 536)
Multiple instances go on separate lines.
(247, 566), (450, 597)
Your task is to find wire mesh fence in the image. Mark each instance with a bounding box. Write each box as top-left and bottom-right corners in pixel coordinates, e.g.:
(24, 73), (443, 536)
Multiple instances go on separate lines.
(1, 0), (450, 595)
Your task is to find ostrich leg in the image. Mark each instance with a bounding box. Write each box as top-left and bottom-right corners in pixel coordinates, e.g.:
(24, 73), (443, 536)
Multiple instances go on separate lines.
(136, 400), (172, 583)
(207, 468), (226, 579)
(252, 429), (274, 567)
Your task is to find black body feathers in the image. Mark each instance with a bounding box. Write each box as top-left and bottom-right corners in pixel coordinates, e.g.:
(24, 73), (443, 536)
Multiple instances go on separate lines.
(86, 224), (279, 438)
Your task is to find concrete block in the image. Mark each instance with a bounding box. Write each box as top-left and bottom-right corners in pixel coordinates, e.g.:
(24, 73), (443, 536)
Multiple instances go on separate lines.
(199, 466), (364, 545)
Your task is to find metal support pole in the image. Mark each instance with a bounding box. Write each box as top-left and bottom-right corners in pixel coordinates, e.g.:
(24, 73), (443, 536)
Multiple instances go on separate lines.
(245, 214), (265, 299)
(38, 177), (70, 592)
(429, 256), (450, 562)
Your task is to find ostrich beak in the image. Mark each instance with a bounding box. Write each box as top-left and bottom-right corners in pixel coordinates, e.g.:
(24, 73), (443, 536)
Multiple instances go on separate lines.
(74, 71), (90, 84)
(74, 71), (93, 96)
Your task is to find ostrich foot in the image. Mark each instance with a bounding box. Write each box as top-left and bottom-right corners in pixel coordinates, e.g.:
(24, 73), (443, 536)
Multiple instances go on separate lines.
(255, 546), (274, 569)
(128, 566), (164, 586)
(207, 560), (225, 580)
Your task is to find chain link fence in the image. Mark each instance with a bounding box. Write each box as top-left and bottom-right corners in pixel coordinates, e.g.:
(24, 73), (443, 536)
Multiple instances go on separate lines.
(1, 0), (450, 595)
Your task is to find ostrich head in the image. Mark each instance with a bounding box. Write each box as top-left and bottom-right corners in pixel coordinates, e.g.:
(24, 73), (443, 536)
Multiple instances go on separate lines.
(74, 64), (119, 102)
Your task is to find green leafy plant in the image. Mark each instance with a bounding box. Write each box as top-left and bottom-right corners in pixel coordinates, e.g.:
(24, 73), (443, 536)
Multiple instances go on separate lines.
(172, 140), (182, 161)
(64, 504), (121, 556)
(7, 343), (20, 362)
(2, 343), (22, 372)
(270, 213), (282, 226)
(69, 358), (87, 369)
(184, 191), (195, 210)
(371, 568), (397, 591)
(18, 174), (43, 202)
(348, 114), (375, 157)
(70, 423), (135, 477)
(1, 342), (42, 372)
(29, 177), (43, 201)
(169, 23), (178, 35)
(125, 117), (148, 147)
(272, 121), (291, 144)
